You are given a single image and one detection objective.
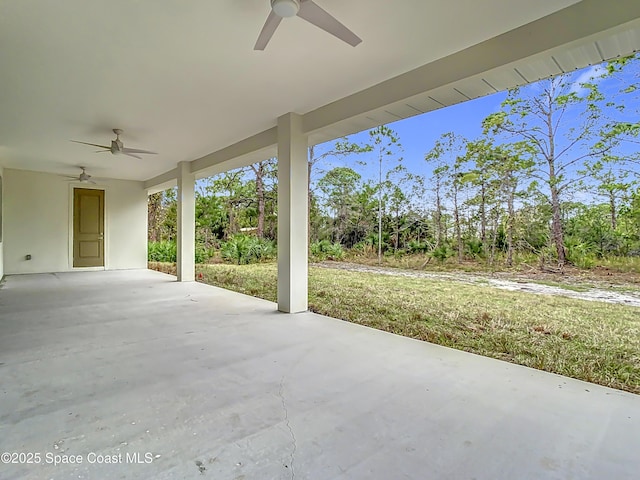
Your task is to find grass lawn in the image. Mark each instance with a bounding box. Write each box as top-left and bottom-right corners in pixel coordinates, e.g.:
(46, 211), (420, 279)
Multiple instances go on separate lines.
(150, 261), (640, 394)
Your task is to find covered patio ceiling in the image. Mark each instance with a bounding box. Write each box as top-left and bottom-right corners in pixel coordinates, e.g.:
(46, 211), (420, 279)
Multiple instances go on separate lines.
(1, 1), (640, 183)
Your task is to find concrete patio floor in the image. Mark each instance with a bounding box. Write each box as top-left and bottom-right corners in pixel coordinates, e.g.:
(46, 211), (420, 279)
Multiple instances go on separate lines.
(0, 270), (639, 480)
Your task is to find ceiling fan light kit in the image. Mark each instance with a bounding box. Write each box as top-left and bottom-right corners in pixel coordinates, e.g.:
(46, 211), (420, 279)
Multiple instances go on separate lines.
(78, 167), (94, 183)
(272, 0), (299, 18)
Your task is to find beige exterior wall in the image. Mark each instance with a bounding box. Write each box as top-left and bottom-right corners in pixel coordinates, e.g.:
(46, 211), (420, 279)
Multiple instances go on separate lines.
(3, 168), (147, 274)
(0, 166), (4, 280)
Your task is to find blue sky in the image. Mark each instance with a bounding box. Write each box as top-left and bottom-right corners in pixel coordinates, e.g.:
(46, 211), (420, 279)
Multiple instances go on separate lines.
(312, 90), (508, 182)
(310, 58), (639, 197)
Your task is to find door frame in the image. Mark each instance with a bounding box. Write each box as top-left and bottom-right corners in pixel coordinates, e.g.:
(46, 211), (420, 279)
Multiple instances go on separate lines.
(68, 184), (109, 271)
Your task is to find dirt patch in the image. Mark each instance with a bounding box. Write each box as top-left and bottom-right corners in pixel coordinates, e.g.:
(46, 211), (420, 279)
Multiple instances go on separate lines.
(314, 261), (640, 308)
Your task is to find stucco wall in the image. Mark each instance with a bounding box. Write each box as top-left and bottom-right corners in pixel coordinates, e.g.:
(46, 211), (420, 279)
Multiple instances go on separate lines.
(3, 168), (147, 274)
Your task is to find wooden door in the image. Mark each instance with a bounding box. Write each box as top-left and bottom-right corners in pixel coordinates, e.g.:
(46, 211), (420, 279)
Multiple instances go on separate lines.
(73, 188), (104, 267)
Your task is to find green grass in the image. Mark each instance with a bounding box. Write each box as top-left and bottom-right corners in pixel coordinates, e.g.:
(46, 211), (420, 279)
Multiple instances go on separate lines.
(149, 261), (640, 394)
(599, 255), (640, 273)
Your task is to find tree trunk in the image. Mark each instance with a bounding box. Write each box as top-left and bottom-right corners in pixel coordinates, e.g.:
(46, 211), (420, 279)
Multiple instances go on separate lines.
(609, 190), (617, 230)
(395, 208), (400, 253)
(545, 91), (566, 266)
(453, 185), (463, 263)
(308, 146), (314, 245)
(378, 153), (383, 265)
(337, 186), (349, 244)
(480, 181), (487, 252)
(249, 161), (268, 238)
(147, 192), (163, 242)
(255, 165), (265, 238)
(548, 165), (566, 265)
(227, 208), (236, 238)
(490, 208), (499, 266)
(434, 178), (443, 247)
(506, 177), (515, 267)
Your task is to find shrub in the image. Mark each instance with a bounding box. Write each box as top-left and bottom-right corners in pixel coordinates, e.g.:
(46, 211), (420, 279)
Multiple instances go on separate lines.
(352, 238), (376, 256)
(465, 239), (485, 259)
(251, 238), (276, 261)
(324, 242), (345, 260)
(148, 241), (177, 262)
(351, 235), (388, 257)
(310, 240), (344, 261)
(430, 244), (455, 263)
(408, 240), (430, 254)
(195, 244), (215, 264)
(148, 240), (215, 264)
(565, 241), (597, 269)
(221, 234), (276, 265)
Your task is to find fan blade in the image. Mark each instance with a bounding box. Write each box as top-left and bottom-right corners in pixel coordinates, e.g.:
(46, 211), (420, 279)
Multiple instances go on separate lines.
(70, 140), (111, 149)
(122, 147), (157, 155)
(297, 0), (362, 47)
(254, 10), (283, 50)
(124, 152), (143, 160)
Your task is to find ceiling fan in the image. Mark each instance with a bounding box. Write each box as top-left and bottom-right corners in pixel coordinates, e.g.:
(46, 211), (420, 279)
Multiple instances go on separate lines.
(64, 167), (96, 184)
(254, 0), (362, 51)
(71, 129), (157, 159)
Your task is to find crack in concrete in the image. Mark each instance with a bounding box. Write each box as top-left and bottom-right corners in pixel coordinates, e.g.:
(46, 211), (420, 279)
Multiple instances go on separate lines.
(279, 376), (296, 480)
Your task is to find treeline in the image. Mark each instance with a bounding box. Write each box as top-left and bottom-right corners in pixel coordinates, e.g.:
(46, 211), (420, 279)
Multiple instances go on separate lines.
(148, 56), (640, 268)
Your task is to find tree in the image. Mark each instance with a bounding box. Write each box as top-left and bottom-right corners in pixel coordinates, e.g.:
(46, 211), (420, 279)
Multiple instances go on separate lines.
(590, 167), (633, 230)
(195, 189), (226, 247)
(148, 192), (165, 242)
(618, 189), (640, 254)
(349, 182), (378, 248)
(210, 169), (251, 238)
(483, 73), (623, 265)
(249, 158), (277, 238)
(431, 165), (448, 247)
(161, 187), (178, 241)
(317, 167), (362, 244)
(355, 126), (403, 264)
(425, 132), (467, 260)
(464, 139), (534, 265)
(308, 139), (371, 242)
(449, 161), (465, 262)
(601, 54), (640, 176)
(385, 181), (409, 253)
(402, 173), (434, 249)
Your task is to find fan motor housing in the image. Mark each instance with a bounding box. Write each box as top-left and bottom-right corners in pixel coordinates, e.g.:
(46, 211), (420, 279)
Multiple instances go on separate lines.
(111, 139), (123, 154)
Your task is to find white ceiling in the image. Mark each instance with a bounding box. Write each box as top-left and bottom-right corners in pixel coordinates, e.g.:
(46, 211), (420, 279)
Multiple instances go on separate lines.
(0, 0), (637, 182)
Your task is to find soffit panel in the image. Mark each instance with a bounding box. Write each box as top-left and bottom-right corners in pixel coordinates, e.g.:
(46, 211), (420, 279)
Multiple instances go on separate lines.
(514, 57), (565, 82)
(597, 28), (640, 59)
(552, 44), (605, 71)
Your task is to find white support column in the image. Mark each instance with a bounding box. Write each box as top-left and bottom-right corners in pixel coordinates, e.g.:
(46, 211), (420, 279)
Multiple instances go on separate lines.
(176, 161), (195, 282)
(277, 113), (308, 313)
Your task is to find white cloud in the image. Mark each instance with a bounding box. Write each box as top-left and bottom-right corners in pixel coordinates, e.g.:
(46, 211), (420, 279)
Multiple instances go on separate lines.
(570, 65), (607, 95)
